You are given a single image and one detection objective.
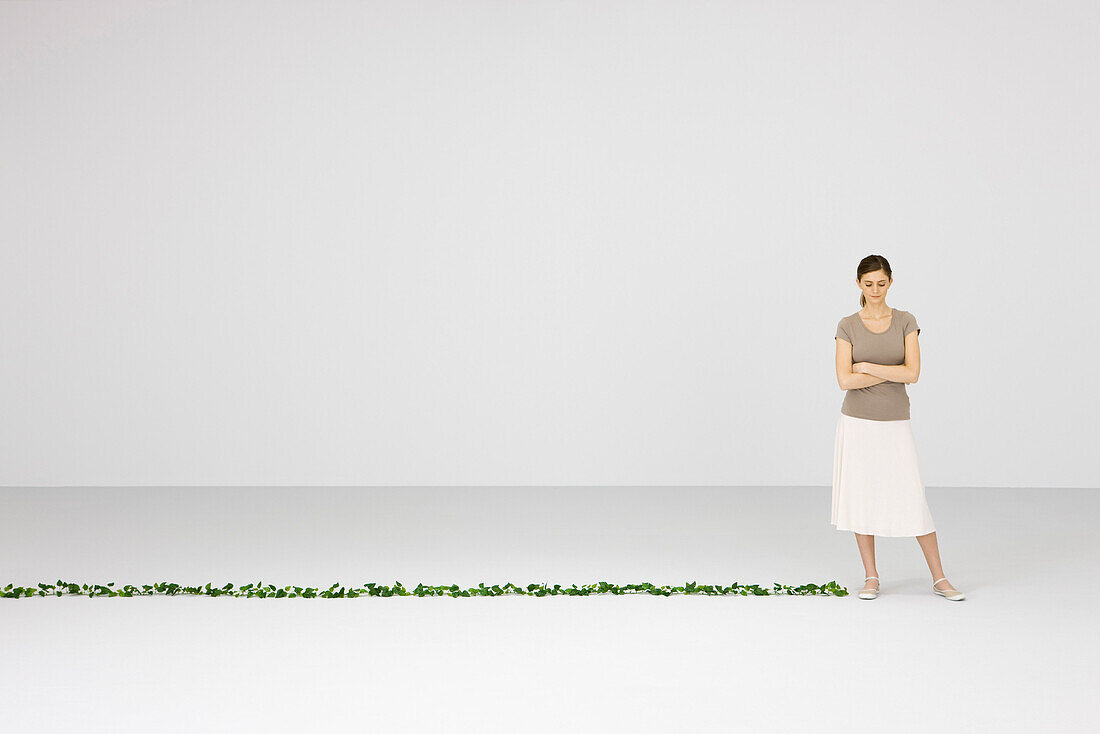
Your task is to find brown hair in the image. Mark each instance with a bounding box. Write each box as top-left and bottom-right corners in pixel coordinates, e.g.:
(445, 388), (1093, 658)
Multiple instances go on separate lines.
(855, 255), (892, 308)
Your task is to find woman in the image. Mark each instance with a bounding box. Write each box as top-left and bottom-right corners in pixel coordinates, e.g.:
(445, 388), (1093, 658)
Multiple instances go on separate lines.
(832, 255), (965, 601)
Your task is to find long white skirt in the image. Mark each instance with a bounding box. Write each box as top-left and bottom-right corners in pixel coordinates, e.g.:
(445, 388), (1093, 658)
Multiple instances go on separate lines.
(831, 413), (936, 537)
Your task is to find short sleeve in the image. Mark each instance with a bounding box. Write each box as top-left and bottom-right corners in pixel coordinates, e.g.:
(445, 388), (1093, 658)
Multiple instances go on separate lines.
(835, 318), (851, 343)
(903, 311), (920, 337)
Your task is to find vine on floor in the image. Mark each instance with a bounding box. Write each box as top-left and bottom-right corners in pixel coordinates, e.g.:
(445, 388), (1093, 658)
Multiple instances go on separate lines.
(2, 580), (848, 598)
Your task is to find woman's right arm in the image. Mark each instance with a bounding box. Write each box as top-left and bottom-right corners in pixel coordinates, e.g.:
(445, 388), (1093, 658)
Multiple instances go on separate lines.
(835, 337), (888, 390)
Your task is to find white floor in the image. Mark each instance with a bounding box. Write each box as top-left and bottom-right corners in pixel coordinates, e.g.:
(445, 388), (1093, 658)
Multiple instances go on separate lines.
(1, 486), (1096, 733)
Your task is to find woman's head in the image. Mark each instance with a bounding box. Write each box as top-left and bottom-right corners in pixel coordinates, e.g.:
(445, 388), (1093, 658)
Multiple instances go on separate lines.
(855, 255), (892, 308)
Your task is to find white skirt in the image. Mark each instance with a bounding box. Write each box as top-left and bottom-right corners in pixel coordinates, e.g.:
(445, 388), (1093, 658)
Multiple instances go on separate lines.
(831, 413), (936, 537)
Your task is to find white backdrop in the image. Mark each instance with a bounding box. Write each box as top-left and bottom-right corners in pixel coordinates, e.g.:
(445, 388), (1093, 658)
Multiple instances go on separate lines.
(1, 0), (1096, 487)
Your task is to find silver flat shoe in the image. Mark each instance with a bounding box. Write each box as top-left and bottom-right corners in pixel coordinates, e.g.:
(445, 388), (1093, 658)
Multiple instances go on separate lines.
(858, 576), (879, 600)
(932, 577), (965, 601)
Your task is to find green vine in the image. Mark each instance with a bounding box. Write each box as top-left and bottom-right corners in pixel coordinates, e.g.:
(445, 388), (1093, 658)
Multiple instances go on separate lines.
(2, 579), (848, 598)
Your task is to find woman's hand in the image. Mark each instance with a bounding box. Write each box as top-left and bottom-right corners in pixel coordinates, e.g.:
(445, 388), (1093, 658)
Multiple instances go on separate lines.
(852, 362), (867, 374)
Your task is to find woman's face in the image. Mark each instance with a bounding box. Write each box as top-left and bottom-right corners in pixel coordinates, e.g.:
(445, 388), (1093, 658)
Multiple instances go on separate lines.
(859, 269), (891, 305)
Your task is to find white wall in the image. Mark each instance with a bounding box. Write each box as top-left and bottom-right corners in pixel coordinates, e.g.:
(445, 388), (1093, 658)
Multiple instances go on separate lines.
(1, 0), (1096, 487)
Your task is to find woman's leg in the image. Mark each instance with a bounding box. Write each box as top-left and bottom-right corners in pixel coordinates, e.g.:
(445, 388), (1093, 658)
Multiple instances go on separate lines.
(916, 531), (958, 592)
(855, 533), (879, 591)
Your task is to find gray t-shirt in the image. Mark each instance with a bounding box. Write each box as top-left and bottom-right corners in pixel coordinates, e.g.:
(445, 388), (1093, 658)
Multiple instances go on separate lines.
(835, 308), (920, 421)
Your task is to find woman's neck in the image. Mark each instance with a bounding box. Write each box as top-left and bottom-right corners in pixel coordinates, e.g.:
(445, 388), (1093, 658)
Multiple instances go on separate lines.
(861, 304), (891, 318)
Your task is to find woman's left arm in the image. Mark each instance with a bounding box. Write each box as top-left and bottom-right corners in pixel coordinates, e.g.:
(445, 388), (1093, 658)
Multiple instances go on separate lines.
(855, 363), (914, 383)
(854, 331), (921, 383)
